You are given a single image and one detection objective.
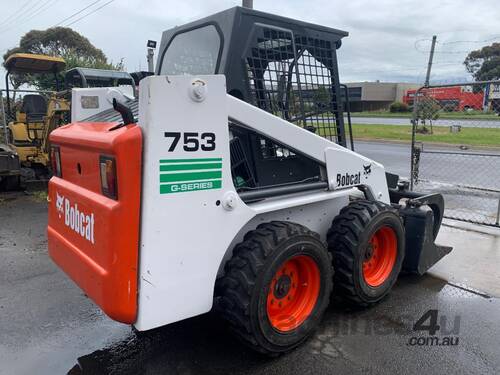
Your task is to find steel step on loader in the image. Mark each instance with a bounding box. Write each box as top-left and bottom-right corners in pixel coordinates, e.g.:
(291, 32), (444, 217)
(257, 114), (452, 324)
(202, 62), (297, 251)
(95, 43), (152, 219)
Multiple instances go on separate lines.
(47, 7), (451, 354)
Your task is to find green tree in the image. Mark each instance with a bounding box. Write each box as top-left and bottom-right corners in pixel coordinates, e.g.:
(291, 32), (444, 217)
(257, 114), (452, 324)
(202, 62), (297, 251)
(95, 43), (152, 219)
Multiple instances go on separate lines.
(313, 86), (331, 112)
(389, 101), (409, 113)
(464, 42), (500, 81)
(3, 27), (123, 92)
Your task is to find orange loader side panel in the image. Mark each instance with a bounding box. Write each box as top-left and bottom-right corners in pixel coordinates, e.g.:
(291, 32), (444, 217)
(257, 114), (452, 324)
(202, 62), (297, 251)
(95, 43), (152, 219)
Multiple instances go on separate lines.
(47, 122), (142, 324)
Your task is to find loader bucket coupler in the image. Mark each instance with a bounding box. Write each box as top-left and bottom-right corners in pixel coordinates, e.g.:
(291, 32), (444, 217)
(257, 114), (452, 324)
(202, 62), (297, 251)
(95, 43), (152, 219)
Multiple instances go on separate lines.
(390, 190), (452, 275)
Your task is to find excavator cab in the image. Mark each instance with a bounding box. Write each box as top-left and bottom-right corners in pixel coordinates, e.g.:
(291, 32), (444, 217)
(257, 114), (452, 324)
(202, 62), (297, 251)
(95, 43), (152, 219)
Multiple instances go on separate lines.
(4, 53), (70, 177)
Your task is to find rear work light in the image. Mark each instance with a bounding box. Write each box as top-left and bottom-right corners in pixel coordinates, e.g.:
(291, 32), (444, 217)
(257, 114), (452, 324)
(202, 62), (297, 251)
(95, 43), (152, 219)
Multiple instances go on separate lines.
(100, 156), (118, 199)
(50, 146), (62, 177)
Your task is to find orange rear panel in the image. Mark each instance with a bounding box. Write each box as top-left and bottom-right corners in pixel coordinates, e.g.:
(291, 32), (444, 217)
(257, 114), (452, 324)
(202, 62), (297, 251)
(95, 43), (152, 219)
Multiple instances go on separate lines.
(47, 122), (142, 323)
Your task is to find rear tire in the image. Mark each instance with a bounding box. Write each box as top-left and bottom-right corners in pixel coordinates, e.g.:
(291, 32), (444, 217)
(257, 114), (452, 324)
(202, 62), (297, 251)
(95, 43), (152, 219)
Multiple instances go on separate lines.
(327, 200), (405, 306)
(216, 221), (333, 355)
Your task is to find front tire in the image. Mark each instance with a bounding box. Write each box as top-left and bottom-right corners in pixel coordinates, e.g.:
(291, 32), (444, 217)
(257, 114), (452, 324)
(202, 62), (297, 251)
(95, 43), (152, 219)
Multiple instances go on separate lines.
(327, 200), (405, 306)
(216, 221), (333, 355)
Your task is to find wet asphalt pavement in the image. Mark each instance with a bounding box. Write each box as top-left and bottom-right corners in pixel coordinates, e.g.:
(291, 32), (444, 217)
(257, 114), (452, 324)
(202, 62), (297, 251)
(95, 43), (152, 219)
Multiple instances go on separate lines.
(1, 193), (500, 375)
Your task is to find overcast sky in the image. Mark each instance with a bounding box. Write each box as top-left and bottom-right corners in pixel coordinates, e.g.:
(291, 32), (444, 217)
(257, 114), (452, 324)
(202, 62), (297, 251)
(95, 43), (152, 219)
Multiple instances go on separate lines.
(0, 0), (499, 86)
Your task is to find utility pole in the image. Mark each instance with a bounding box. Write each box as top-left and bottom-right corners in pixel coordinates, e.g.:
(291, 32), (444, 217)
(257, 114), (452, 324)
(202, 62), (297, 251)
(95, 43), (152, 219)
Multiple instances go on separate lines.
(242, 0), (253, 8)
(424, 35), (437, 87)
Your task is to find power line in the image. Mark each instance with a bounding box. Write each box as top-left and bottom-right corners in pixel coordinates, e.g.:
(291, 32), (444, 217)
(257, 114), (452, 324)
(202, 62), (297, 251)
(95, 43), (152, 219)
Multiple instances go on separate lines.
(415, 35), (500, 54)
(0, 0), (58, 34)
(440, 35), (500, 45)
(21, 0), (60, 25)
(0, 0), (114, 50)
(0, 0), (35, 28)
(0, 0), (109, 54)
(65, 0), (116, 27)
(54, 0), (103, 27)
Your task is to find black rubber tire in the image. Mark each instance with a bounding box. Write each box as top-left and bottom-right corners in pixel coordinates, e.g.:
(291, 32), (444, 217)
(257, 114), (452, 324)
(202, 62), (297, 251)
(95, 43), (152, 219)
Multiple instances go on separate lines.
(327, 200), (405, 306)
(216, 221), (333, 355)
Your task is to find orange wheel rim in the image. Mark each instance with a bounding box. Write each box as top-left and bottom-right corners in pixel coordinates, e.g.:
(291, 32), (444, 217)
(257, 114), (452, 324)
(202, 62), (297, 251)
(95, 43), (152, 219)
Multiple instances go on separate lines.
(266, 255), (320, 332)
(363, 226), (397, 287)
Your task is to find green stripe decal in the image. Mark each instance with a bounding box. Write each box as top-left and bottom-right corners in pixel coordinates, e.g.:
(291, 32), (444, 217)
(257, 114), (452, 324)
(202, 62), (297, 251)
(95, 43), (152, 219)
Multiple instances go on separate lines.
(160, 162), (222, 172)
(160, 170), (222, 183)
(160, 158), (222, 163)
(159, 158), (223, 194)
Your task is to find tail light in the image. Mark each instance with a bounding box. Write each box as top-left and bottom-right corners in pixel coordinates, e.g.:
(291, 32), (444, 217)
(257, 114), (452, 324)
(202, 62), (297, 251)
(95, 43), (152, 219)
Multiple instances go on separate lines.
(100, 156), (118, 199)
(50, 146), (62, 177)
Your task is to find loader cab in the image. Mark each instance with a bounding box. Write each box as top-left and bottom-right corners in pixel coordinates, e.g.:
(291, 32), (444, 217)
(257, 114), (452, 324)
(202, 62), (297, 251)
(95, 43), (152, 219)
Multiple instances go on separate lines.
(65, 68), (136, 97)
(4, 53), (66, 123)
(156, 6), (349, 191)
(3, 53), (69, 172)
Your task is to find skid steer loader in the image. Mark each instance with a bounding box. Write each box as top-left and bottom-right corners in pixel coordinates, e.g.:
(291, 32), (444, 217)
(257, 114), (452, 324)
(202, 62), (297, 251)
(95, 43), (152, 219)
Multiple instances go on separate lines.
(47, 7), (451, 354)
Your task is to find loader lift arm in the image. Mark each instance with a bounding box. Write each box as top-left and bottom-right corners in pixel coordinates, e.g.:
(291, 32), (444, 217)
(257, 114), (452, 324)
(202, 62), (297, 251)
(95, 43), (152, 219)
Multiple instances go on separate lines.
(227, 92), (450, 276)
(227, 94), (390, 203)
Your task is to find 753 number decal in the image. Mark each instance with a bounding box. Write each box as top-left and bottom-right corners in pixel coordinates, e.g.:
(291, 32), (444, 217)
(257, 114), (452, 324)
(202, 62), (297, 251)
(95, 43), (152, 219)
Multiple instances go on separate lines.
(164, 132), (216, 152)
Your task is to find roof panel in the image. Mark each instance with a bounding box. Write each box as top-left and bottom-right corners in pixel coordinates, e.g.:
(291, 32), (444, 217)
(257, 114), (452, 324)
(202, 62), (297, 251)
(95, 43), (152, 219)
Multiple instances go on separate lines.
(5, 53), (66, 73)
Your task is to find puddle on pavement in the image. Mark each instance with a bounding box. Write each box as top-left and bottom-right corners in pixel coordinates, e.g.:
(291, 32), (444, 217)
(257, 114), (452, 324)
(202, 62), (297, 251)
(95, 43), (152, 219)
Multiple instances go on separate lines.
(66, 313), (265, 375)
(66, 274), (497, 374)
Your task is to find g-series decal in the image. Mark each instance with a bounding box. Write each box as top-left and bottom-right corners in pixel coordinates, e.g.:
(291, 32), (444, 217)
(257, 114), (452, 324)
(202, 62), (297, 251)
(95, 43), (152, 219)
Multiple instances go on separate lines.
(159, 158), (223, 194)
(336, 163), (372, 188)
(56, 192), (95, 243)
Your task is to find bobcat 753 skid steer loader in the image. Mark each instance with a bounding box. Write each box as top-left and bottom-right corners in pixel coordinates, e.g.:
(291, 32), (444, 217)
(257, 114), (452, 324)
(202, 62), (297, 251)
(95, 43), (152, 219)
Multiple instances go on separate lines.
(47, 7), (451, 354)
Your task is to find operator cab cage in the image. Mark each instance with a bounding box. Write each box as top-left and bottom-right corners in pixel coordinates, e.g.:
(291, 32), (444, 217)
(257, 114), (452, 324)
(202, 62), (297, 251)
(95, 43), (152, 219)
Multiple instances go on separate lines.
(157, 6), (348, 146)
(4, 53), (66, 121)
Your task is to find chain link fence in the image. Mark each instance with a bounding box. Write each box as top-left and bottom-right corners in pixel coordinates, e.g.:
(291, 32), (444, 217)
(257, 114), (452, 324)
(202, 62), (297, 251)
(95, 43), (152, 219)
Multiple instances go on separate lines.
(410, 81), (500, 227)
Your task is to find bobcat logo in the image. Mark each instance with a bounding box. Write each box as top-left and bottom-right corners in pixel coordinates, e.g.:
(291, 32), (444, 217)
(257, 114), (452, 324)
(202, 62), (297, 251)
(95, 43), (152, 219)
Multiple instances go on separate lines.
(54, 191), (95, 244)
(56, 192), (65, 218)
(363, 164), (372, 178)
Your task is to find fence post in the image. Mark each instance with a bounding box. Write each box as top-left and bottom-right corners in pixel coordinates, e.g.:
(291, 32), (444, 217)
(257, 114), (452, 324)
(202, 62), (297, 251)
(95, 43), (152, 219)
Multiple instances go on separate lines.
(0, 90), (8, 143)
(409, 87), (422, 190)
(496, 198), (500, 226)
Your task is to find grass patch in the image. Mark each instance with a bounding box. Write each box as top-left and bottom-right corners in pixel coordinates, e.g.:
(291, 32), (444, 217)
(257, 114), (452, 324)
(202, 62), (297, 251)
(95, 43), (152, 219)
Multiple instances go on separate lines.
(348, 124), (500, 147)
(351, 111), (499, 121)
(29, 190), (48, 202)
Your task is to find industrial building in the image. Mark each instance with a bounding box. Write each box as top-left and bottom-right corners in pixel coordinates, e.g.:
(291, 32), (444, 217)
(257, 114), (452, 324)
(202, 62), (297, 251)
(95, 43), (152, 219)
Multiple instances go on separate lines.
(344, 82), (420, 112)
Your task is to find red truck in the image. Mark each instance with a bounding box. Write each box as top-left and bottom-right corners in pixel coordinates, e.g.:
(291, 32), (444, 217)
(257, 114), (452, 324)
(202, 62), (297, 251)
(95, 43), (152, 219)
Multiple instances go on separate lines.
(404, 86), (484, 111)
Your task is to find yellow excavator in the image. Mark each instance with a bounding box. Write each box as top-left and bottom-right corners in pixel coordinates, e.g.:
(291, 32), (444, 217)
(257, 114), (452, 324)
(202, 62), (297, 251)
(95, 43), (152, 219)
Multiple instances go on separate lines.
(4, 53), (70, 179)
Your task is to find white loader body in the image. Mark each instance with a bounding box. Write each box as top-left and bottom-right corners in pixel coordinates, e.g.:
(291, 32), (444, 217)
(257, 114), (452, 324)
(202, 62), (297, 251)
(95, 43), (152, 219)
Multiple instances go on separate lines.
(134, 75), (388, 330)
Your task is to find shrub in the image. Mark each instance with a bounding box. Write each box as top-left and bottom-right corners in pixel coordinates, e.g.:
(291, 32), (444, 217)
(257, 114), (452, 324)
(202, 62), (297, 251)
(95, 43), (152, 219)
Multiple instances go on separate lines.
(389, 101), (410, 113)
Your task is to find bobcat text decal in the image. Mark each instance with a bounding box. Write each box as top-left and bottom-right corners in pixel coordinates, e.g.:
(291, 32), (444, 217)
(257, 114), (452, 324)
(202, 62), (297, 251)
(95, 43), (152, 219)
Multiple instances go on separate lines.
(336, 172), (361, 187)
(336, 163), (373, 188)
(55, 192), (95, 244)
